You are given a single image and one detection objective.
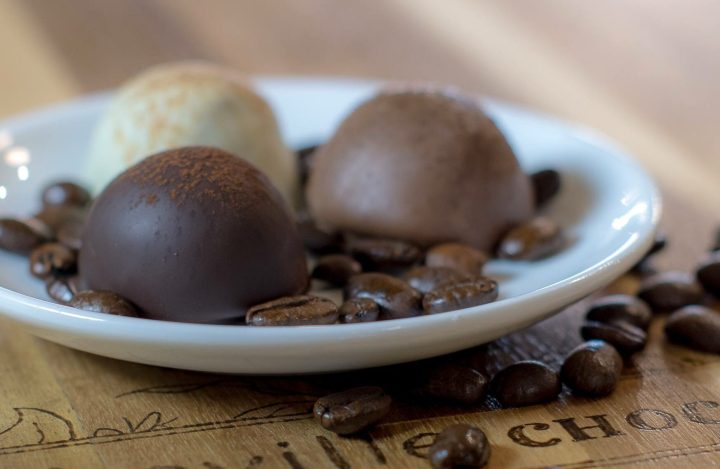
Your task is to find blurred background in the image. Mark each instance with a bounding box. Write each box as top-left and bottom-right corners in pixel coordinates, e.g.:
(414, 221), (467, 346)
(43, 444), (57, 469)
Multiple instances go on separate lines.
(0, 0), (718, 265)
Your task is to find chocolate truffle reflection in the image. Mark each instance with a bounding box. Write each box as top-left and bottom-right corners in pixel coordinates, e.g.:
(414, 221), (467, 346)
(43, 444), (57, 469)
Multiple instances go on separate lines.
(307, 87), (534, 251)
(79, 147), (308, 323)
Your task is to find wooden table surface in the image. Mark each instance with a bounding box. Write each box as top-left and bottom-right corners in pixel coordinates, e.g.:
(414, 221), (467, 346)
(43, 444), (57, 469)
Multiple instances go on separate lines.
(0, 1), (719, 468)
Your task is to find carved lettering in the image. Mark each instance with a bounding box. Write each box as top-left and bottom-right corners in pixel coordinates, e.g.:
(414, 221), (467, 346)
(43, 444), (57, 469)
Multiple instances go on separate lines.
(626, 409), (677, 431)
(507, 423), (561, 447)
(682, 401), (720, 425)
(553, 415), (623, 442)
(402, 432), (437, 459)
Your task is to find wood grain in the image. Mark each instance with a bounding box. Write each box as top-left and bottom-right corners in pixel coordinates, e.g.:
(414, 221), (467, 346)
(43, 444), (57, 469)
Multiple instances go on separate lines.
(0, 0), (718, 467)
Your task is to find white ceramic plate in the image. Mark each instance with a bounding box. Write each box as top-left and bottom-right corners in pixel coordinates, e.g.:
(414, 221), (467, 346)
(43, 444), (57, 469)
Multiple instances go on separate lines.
(0, 78), (660, 374)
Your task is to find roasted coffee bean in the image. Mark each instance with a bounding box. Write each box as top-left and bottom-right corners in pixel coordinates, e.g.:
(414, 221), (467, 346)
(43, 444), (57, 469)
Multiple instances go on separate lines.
(29, 243), (77, 279)
(429, 424), (491, 469)
(497, 217), (565, 260)
(531, 169), (561, 209)
(344, 236), (421, 271)
(585, 294), (652, 330)
(0, 218), (49, 254)
(402, 266), (473, 294)
(246, 295), (338, 326)
(313, 386), (391, 435)
(631, 232), (668, 274)
(581, 321), (647, 355)
(711, 226), (720, 252)
(70, 290), (139, 317)
(637, 271), (704, 312)
(490, 361), (561, 407)
(35, 205), (86, 233)
(42, 181), (91, 208)
(46, 276), (79, 304)
(696, 251), (720, 297)
(339, 298), (380, 323)
(665, 305), (720, 354)
(345, 273), (422, 320)
(425, 243), (488, 275)
(296, 211), (343, 254)
(311, 254), (362, 287)
(297, 144), (319, 185)
(423, 278), (499, 314)
(560, 340), (623, 396)
(421, 364), (488, 404)
(57, 220), (84, 250)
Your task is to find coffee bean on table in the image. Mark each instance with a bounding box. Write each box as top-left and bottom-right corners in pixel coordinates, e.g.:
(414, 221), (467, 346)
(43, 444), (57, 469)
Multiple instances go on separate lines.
(29, 242), (77, 279)
(338, 298), (379, 323)
(637, 271), (704, 312)
(345, 273), (422, 320)
(0, 218), (49, 254)
(402, 266), (473, 294)
(429, 424), (491, 469)
(311, 254), (362, 287)
(420, 364), (488, 404)
(296, 211), (343, 255)
(70, 290), (139, 317)
(585, 294), (652, 330)
(313, 386), (391, 435)
(344, 236), (421, 271)
(46, 276), (80, 304)
(665, 305), (720, 354)
(497, 217), (565, 260)
(581, 321), (647, 355)
(246, 295), (338, 326)
(531, 169), (561, 209)
(425, 243), (488, 275)
(490, 360), (561, 407)
(560, 340), (623, 396)
(631, 231), (668, 274)
(696, 251), (720, 297)
(42, 181), (91, 208)
(423, 278), (499, 314)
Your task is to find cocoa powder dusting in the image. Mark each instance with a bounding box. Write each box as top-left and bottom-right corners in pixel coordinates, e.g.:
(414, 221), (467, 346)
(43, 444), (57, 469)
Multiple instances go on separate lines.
(123, 146), (266, 210)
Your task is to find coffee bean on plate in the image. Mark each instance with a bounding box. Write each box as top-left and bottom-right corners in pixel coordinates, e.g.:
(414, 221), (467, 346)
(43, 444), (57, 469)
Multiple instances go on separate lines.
(696, 251), (720, 297)
(29, 242), (77, 279)
(0, 218), (49, 254)
(422, 278), (499, 315)
(585, 294), (652, 330)
(34, 205), (86, 233)
(57, 220), (84, 250)
(637, 271), (704, 312)
(246, 295), (338, 326)
(665, 305), (720, 354)
(402, 266), (473, 294)
(42, 181), (91, 208)
(46, 275), (80, 304)
(490, 360), (561, 407)
(580, 321), (647, 355)
(344, 236), (421, 271)
(429, 424), (491, 469)
(70, 290), (139, 317)
(313, 386), (391, 435)
(531, 169), (561, 209)
(338, 298), (379, 323)
(425, 243), (488, 275)
(497, 216), (565, 260)
(311, 254), (362, 287)
(420, 364), (488, 404)
(345, 273), (422, 320)
(560, 340), (623, 396)
(296, 211), (343, 254)
(297, 144), (319, 185)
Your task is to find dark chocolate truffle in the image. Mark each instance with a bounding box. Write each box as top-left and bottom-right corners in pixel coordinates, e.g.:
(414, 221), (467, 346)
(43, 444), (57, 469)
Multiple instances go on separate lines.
(306, 87), (534, 251)
(79, 146), (308, 323)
